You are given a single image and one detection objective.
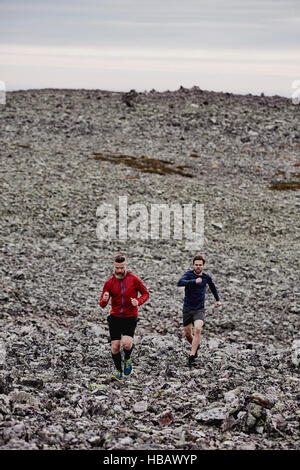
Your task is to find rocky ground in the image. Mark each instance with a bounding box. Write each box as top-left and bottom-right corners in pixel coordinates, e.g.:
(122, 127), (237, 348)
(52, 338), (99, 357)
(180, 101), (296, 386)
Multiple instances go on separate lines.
(0, 87), (299, 450)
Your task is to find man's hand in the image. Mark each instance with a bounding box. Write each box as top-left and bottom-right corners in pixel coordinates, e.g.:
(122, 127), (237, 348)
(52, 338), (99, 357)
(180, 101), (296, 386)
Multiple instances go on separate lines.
(131, 297), (138, 307)
(103, 291), (110, 302)
(215, 301), (222, 307)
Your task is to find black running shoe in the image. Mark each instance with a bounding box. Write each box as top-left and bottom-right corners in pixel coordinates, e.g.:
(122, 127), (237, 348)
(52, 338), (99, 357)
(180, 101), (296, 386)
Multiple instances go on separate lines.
(188, 355), (196, 367)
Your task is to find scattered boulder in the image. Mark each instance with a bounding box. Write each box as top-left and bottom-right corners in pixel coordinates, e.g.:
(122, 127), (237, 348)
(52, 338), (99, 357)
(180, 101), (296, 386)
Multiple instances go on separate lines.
(291, 339), (300, 367)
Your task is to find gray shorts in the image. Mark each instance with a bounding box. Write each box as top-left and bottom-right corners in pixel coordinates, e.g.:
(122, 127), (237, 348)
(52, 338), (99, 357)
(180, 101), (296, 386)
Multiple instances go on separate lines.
(183, 306), (205, 327)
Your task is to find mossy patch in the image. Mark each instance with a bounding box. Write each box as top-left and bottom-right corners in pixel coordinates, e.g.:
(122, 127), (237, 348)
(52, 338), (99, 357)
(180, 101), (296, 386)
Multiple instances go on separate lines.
(269, 181), (300, 191)
(12, 143), (31, 149)
(93, 151), (194, 178)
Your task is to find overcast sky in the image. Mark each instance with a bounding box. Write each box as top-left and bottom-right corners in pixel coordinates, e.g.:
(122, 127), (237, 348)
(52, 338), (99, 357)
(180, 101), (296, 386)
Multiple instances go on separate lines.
(0, 0), (299, 96)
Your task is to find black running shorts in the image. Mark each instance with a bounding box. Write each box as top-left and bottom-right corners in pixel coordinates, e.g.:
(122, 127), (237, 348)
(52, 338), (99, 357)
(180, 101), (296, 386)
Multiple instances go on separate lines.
(182, 306), (205, 327)
(107, 314), (139, 341)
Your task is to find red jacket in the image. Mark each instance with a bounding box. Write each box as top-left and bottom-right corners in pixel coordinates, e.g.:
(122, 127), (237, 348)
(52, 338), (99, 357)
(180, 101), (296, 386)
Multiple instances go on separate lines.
(99, 270), (149, 318)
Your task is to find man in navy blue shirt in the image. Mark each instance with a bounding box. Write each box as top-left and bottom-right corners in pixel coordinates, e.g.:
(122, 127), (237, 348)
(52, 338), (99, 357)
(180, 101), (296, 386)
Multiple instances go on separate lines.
(177, 254), (221, 367)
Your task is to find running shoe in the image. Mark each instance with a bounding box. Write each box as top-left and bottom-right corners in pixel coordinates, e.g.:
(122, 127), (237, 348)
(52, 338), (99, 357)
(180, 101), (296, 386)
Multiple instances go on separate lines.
(188, 355), (196, 368)
(124, 359), (132, 376)
(111, 370), (123, 381)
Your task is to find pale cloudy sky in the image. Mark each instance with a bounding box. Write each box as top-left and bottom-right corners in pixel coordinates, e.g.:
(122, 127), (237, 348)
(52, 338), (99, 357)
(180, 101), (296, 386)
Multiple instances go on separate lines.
(0, 0), (299, 96)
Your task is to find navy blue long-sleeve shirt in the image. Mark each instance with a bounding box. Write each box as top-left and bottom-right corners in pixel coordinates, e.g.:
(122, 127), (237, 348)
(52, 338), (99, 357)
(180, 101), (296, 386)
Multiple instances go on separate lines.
(177, 270), (220, 309)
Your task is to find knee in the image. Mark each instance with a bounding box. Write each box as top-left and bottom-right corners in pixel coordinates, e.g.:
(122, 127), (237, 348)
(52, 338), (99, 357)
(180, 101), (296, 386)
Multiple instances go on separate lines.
(194, 325), (203, 336)
(122, 337), (133, 351)
(111, 341), (121, 354)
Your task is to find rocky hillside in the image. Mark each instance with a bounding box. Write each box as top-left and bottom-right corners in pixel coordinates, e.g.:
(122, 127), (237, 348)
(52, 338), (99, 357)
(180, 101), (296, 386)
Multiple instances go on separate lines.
(0, 87), (299, 450)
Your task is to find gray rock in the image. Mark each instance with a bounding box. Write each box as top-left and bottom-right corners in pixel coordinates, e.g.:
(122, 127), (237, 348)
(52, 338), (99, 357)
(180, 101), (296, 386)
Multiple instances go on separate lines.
(195, 406), (228, 423)
(9, 391), (39, 409)
(291, 339), (300, 367)
(133, 401), (148, 413)
(88, 435), (103, 447)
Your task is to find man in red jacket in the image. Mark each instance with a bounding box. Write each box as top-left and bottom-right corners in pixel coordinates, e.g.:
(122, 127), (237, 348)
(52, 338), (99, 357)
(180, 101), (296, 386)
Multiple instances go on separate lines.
(100, 254), (149, 380)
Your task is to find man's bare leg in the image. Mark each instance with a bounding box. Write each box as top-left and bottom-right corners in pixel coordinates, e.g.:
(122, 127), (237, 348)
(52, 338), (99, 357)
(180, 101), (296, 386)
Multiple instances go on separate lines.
(111, 340), (121, 354)
(121, 335), (133, 352)
(184, 323), (193, 346)
(190, 320), (203, 355)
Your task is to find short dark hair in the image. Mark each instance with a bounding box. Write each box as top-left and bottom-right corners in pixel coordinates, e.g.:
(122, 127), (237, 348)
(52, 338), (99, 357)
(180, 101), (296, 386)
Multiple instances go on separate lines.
(193, 254), (205, 265)
(114, 254), (126, 264)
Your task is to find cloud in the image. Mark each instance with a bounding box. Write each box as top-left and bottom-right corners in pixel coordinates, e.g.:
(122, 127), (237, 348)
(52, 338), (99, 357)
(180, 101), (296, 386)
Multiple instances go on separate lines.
(0, 43), (299, 62)
(0, 44), (299, 82)
(1, 0), (299, 95)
